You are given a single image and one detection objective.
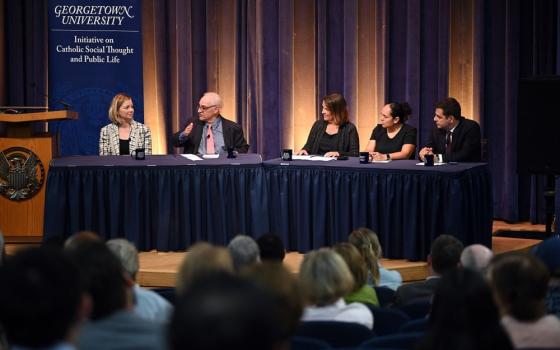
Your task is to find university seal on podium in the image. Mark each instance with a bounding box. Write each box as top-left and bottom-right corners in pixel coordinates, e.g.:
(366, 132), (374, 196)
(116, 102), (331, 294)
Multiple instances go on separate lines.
(0, 147), (45, 201)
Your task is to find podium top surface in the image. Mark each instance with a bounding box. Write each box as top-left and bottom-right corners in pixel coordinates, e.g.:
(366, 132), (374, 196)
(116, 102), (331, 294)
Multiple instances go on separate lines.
(0, 110), (78, 123)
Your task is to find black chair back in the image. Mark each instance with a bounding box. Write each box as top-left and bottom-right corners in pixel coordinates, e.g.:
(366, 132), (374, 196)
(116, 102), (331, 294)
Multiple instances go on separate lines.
(374, 286), (396, 307)
(295, 321), (373, 348)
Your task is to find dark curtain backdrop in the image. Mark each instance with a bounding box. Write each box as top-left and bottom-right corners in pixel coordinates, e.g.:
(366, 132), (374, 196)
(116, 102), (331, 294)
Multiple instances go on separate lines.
(2, 0), (560, 226)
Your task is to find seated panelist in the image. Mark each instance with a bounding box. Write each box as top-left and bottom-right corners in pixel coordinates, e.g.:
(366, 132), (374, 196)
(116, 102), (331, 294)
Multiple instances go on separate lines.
(419, 97), (481, 162)
(365, 102), (417, 161)
(99, 93), (152, 156)
(298, 93), (359, 157)
(173, 92), (249, 155)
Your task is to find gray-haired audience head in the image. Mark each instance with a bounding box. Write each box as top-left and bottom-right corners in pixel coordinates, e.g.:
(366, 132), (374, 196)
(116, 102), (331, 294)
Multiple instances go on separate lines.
(460, 244), (493, 273)
(227, 235), (260, 271)
(107, 238), (140, 280)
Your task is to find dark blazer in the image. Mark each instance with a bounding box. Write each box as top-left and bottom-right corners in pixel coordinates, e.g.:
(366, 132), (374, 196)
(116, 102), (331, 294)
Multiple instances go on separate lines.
(392, 277), (440, 308)
(301, 120), (360, 157)
(425, 117), (481, 162)
(173, 115), (249, 154)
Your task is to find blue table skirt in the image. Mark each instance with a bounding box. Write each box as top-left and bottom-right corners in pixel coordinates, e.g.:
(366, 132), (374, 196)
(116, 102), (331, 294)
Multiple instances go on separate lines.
(264, 159), (493, 260)
(44, 155), (493, 259)
(43, 154), (269, 251)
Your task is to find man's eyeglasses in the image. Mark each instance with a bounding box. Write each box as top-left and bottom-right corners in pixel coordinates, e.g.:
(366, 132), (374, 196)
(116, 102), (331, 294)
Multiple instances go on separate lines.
(197, 104), (217, 112)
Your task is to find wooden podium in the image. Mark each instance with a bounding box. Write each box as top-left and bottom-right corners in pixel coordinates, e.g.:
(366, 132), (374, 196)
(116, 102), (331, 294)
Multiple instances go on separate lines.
(0, 110), (77, 240)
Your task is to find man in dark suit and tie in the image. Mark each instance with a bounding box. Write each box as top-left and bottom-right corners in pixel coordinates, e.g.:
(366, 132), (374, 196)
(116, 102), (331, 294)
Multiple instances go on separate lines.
(392, 234), (464, 308)
(419, 97), (481, 162)
(173, 92), (249, 154)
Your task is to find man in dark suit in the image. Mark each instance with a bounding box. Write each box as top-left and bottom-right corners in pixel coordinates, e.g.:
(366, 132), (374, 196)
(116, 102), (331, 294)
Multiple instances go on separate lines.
(173, 92), (249, 154)
(419, 97), (481, 162)
(392, 234), (464, 308)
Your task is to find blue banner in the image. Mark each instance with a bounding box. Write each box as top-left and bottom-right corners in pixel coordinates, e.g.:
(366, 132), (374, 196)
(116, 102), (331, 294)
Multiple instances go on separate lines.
(48, 1), (143, 155)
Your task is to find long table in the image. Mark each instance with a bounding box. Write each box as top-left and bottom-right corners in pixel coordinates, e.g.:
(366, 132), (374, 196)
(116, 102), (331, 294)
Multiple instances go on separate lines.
(43, 154), (269, 251)
(264, 158), (493, 260)
(43, 155), (493, 259)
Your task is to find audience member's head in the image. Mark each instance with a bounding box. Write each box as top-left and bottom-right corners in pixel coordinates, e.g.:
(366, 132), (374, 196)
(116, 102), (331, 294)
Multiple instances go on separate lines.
(488, 252), (549, 321)
(0, 247), (86, 348)
(299, 248), (354, 306)
(64, 230), (102, 251)
(418, 268), (513, 350)
(256, 233), (286, 262)
(460, 244), (493, 273)
(348, 227), (382, 284)
(66, 240), (131, 321)
(333, 242), (368, 292)
(106, 238), (140, 281)
(429, 234), (464, 275)
(169, 273), (286, 350)
(176, 242), (234, 294)
(532, 237), (560, 279)
(241, 262), (303, 337)
(227, 235), (260, 271)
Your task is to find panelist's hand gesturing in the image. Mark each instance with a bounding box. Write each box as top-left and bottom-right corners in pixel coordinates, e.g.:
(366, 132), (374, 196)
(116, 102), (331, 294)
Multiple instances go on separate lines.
(182, 122), (194, 137)
(297, 149), (309, 156)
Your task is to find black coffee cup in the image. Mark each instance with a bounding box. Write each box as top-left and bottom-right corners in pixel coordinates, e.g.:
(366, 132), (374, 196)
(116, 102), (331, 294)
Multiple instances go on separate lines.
(359, 152), (369, 164)
(131, 148), (145, 160)
(282, 149), (292, 161)
(227, 147), (236, 159)
(424, 153), (434, 166)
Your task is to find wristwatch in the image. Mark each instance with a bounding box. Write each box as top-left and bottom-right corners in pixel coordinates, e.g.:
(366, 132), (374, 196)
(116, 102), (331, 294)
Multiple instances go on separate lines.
(386, 153), (391, 160)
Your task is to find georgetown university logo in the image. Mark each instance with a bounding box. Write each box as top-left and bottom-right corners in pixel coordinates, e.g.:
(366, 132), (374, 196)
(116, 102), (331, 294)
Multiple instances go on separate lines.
(0, 147), (45, 201)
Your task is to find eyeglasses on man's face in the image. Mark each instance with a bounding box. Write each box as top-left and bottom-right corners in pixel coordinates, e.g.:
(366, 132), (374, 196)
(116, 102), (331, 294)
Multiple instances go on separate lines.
(197, 104), (217, 112)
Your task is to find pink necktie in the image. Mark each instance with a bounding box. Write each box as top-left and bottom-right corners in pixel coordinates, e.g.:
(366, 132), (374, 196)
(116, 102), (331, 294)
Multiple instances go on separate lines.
(206, 125), (215, 154)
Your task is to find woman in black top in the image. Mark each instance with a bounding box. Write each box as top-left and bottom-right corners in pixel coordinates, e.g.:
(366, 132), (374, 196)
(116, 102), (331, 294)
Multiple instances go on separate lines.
(298, 93), (359, 157)
(365, 102), (417, 160)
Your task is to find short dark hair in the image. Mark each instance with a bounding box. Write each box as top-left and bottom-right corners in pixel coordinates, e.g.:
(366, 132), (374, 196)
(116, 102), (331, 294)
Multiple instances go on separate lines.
(0, 247), (84, 347)
(489, 253), (549, 321)
(430, 235), (464, 274)
(66, 241), (127, 320)
(256, 234), (286, 262)
(436, 97), (461, 119)
(388, 102), (413, 123)
(169, 273), (285, 350)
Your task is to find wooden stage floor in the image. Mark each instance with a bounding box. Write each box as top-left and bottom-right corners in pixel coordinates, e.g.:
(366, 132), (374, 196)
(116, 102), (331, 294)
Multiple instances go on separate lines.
(136, 221), (546, 287)
(4, 221), (547, 288)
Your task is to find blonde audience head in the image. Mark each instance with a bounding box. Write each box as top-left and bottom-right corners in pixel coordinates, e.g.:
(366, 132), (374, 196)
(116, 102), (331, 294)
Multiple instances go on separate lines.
(299, 248), (354, 306)
(348, 228), (382, 284)
(333, 243), (368, 293)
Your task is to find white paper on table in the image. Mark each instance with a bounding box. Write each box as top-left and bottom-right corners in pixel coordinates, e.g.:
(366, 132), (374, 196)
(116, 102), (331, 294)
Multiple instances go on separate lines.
(292, 155), (313, 160)
(372, 160), (391, 163)
(309, 156), (336, 161)
(202, 154), (220, 159)
(416, 162), (446, 166)
(181, 154), (203, 161)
